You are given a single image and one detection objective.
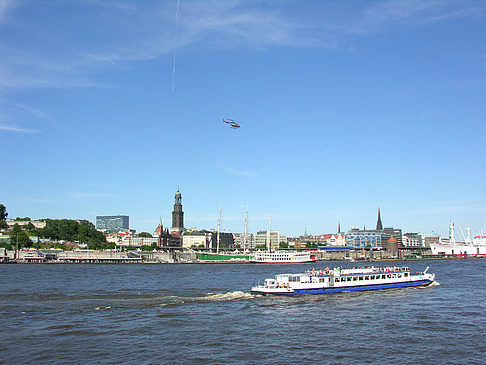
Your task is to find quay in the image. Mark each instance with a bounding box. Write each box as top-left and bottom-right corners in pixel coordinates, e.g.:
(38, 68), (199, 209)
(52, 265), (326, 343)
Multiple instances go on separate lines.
(0, 247), (482, 264)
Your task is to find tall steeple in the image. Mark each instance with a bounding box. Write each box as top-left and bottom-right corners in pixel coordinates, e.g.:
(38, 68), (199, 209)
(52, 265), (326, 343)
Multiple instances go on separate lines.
(338, 222), (341, 234)
(171, 186), (184, 235)
(376, 207), (383, 230)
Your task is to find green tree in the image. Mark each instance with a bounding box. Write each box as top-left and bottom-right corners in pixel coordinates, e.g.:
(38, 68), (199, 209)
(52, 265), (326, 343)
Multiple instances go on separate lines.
(15, 217), (31, 221)
(279, 242), (289, 249)
(8, 224), (32, 249)
(36, 219), (106, 245)
(0, 204), (7, 221)
(0, 204), (7, 229)
(137, 232), (153, 238)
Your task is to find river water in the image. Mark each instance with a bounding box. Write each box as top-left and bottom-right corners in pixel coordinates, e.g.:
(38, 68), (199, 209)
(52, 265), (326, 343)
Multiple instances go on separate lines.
(1, 259), (485, 364)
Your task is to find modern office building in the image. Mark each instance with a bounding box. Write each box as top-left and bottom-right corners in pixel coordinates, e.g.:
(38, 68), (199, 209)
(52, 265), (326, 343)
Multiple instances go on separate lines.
(402, 233), (424, 247)
(346, 229), (382, 248)
(255, 230), (287, 250)
(205, 231), (235, 250)
(234, 233), (255, 250)
(96, 215), (129, 231)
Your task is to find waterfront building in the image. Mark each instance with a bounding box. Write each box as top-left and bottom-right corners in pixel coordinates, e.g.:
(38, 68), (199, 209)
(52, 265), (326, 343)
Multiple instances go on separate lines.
(170, 187), (184, 236)
(96, 215), (129, 231)
(234, 233), (255, 250)
(345, 209), (402, 250)
(255, 230), (287, 249)
(403, 233), (425, 248)
(327, 233), (347, 246)
(206, 231), (235, 250)
(106, 231), (158, 247)
(154, 221), (180, 249)
(182, 231), (207, 249)
(421, 233), (440, 247)
(346, 229), (382, 248)
(381, 227), (403, 249)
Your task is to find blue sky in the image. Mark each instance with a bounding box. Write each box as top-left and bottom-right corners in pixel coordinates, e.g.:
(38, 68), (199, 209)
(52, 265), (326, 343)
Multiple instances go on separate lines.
(1, 0), (485, 238)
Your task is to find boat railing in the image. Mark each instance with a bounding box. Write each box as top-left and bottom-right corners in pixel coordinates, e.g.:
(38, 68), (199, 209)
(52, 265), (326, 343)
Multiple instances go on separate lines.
(305, 266), (411, 277)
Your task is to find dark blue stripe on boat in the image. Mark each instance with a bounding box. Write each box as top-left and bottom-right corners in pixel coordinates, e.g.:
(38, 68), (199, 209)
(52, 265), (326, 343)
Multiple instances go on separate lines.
(259, 279), (432, 296)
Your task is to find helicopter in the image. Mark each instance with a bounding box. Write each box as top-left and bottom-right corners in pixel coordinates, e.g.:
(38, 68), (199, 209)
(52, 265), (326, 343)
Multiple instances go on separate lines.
(223, 118), (240, 129)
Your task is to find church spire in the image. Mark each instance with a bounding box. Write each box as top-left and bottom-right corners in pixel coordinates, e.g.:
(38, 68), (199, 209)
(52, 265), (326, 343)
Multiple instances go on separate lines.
(338, 222), (341, 234)
(376, 207), (383, 230)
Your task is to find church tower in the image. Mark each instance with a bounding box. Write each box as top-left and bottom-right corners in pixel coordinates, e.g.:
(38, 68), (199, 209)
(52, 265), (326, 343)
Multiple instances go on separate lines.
(171, 187), (184, 236)
(376, 207), (383, 230)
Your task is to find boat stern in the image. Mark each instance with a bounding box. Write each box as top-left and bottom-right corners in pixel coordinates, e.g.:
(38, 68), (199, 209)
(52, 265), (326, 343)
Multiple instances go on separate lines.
(251, 278), (295, 295)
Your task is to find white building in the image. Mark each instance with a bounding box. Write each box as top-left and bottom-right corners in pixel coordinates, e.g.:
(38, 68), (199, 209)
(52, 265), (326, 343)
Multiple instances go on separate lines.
(327, 233), (346, 246)
(182, 232), (207, 249)
(6, 220), (47, 229)
(255, 230), (287, 250)
(105, 231), (158, 247)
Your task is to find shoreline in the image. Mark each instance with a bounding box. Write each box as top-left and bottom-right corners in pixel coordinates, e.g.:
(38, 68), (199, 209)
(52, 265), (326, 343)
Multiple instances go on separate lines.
(2, 255), (484, 265)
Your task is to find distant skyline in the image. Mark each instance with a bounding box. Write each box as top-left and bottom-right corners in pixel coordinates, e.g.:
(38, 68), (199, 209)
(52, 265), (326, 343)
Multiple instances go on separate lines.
(2, 0), (485, 237)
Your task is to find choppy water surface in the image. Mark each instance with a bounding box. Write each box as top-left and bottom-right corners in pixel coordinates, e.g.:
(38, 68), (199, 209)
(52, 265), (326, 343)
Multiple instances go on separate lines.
(1, 260), (485, 364)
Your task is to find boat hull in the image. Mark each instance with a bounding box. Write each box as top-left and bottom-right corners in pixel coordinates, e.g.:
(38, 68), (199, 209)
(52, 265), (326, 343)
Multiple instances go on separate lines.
(251, 278), (434, 296)
(250, 259), (317, 263)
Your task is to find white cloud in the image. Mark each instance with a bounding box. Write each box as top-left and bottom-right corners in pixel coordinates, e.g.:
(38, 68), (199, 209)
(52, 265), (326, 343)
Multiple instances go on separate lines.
(0, 123), (40, 133)
(335, 0), (486, 36)
(0, 0), (14, 22)
(0, 0), (484, 93)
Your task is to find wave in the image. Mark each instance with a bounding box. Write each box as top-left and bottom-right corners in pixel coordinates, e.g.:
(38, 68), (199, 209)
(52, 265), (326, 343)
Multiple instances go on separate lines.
(418, 281), (440, 289)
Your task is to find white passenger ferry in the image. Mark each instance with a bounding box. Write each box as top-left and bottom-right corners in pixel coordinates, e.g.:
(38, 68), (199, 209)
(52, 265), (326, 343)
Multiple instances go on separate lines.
(251, 266), (435, 295)
(250, 251), (317, 263)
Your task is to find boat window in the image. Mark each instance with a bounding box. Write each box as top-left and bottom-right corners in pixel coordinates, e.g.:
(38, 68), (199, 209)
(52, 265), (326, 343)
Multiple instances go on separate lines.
(359, 276), (364, 281)
(404, 273), (408, 277)
(353, 277), (358, 281)
(319, 278), (326, 283)
(365, 276), (370, 280)
(347, 277), (352, 282)
(382, 275), (386, 279)
(370, 275), (375, 280)
(397, 274), (402, 278)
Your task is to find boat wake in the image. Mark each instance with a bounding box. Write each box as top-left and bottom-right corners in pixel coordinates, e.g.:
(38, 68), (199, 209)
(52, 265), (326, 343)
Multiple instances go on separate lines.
(158, 291), (254, 307)
(202, 291), (254, 302)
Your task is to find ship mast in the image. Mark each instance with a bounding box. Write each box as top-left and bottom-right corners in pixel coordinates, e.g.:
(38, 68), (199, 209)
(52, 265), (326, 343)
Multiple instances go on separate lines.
(267, 216), (271, 253)
(244, 204), (248, 252)
(217, 204), (221, 253)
